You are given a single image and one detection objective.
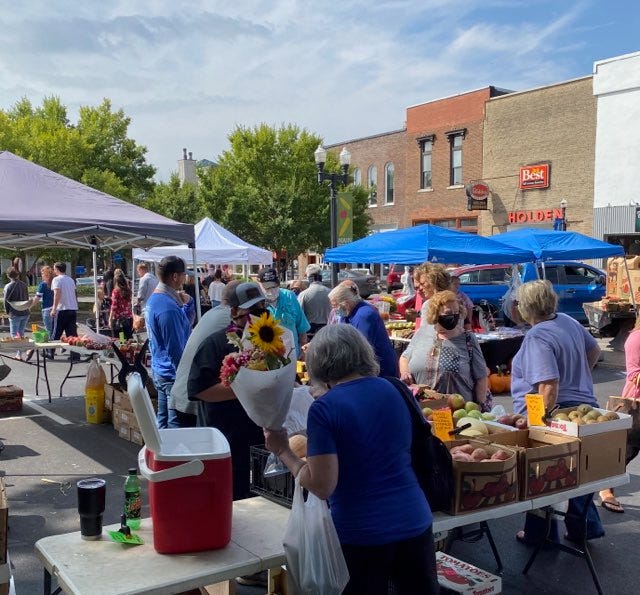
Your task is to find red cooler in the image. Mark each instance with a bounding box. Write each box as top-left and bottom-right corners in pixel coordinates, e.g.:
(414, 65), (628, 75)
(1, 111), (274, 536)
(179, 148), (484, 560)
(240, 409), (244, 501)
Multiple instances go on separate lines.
(129, 374), (233, 554)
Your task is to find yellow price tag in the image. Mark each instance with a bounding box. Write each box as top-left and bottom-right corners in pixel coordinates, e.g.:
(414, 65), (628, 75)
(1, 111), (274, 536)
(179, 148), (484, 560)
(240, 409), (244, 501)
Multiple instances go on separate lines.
(432, 408), (454, 442)
(525, 394), (545, 427)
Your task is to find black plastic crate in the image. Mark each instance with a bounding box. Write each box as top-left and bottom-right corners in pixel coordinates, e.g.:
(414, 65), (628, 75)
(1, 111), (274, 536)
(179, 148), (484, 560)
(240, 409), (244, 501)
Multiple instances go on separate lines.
(250, 445), (294, 508)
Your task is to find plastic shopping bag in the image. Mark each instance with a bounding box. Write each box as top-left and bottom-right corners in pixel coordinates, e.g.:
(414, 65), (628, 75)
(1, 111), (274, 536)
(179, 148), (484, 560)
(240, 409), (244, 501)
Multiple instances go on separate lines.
(283, 477), (349, 595)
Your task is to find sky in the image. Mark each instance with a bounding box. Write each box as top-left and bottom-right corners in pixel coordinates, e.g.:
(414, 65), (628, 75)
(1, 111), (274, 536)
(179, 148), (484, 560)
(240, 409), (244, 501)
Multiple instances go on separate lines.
(0, 0), (639, 182)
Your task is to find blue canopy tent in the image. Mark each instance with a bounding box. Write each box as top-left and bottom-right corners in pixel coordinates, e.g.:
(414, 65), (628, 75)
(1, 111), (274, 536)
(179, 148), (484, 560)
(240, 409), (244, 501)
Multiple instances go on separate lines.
(490, 228), (624, 261)
(323, 224), (536, 265)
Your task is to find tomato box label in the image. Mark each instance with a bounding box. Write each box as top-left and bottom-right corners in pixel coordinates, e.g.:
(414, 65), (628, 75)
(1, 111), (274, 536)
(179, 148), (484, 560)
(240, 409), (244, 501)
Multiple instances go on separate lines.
(436, 552), (502, 594)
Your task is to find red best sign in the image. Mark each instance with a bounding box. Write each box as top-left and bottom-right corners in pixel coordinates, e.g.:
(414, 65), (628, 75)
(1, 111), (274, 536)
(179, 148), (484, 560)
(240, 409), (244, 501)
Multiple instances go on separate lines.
(519, 164), (550, 190)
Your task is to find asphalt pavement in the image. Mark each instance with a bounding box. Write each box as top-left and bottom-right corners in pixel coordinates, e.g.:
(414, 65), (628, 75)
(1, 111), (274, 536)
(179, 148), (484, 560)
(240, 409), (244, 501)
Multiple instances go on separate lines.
(0, 336), (637, 594)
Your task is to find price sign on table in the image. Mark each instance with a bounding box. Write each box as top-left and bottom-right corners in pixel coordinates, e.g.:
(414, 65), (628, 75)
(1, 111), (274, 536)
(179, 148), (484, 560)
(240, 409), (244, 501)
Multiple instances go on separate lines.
(432, 408), (454, 442)
(525, 394), (546, 427)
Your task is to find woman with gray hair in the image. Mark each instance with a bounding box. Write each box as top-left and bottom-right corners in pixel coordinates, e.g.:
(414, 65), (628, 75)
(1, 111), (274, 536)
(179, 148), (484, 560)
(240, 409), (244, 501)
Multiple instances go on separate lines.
(511, 280), (604, 544)
(328, 280), (398, 377)
(264, 324), (438, 595)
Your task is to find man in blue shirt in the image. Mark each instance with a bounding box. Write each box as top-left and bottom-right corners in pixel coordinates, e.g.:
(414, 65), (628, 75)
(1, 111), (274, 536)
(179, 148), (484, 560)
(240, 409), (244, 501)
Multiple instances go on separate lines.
(145, 256), (195, 429)
(258, 267), (310, 358)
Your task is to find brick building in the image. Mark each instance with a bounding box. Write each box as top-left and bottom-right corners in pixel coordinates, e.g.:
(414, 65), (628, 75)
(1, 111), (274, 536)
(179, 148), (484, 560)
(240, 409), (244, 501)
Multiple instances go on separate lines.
(481, 76), (596, 237)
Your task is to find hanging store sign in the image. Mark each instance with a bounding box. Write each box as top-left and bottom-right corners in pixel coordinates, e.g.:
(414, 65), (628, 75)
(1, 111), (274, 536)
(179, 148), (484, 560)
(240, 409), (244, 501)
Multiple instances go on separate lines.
(508, 208), (563, 224)
(519, 163), (550, 190)
(465, 181), (490, 211)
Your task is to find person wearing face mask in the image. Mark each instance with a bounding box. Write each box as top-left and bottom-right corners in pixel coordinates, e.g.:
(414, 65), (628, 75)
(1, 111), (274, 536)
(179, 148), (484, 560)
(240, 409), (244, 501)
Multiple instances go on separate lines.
(399, 290), (487, 405)
(258, 267), (310, 358)
(185, 281), (294, 502)
(328, 280), (399, 377)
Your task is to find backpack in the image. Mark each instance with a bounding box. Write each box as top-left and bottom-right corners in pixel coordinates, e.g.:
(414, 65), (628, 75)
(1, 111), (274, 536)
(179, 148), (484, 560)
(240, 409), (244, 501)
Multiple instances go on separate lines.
(385, 376), (455, 512)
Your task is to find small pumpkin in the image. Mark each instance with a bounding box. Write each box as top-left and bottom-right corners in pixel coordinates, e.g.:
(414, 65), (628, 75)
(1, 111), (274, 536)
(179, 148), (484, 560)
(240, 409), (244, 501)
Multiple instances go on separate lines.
(488, 365), (511, 394)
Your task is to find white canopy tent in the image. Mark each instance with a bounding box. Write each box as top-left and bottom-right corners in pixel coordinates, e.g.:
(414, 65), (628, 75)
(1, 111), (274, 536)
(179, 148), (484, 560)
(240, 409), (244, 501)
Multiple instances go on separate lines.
(132, 217), (272, 266)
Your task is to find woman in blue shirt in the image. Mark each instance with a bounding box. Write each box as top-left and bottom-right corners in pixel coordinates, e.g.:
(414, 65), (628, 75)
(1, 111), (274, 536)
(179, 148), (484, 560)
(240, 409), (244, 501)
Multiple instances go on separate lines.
(264, 324), (438, 594)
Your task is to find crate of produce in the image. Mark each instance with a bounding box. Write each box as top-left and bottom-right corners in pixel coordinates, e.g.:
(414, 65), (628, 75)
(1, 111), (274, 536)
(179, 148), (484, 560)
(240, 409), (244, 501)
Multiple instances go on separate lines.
(0, 386), (23, 413)
(489, 429), (580, 498)
(447, 439), (519, 514)
(250, 445), (294, 508)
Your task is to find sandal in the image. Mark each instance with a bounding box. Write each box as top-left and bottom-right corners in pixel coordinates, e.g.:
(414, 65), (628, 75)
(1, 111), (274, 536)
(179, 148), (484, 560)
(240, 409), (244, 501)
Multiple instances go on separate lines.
(515, 530), (533, 545)
(601, 497), (624, 514)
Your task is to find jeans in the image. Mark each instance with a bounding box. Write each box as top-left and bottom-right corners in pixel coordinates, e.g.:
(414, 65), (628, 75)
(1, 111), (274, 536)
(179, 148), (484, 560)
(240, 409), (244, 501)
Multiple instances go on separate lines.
(42, 307), (53, 337)
(9, 314), (29, 338)
(341, 526), (439, 595)
(169, 409), (198, 429)
(153, 374), (178, 429)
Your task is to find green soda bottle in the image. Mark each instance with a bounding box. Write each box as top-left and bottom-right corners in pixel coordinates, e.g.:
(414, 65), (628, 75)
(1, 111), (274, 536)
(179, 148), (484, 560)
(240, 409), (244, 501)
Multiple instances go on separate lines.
(124, 468), (141, 530)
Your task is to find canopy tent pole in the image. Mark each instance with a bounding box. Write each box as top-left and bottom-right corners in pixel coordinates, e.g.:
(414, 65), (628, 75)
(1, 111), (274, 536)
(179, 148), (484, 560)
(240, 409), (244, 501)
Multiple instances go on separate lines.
(131, 257), (137, 315)
(191, 247), (202, 321)
(92, 247), (100, 333)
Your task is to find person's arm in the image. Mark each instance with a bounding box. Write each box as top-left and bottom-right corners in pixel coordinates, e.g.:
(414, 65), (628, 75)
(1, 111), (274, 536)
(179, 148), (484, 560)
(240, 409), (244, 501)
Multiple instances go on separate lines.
(264, 428), (338, 500)
(51, 288), (61, 317)
(536, 379), (559, 411)
(399, 355), (414, 384)
(474, 375), (488, 405)
(586, 344), (601, 370)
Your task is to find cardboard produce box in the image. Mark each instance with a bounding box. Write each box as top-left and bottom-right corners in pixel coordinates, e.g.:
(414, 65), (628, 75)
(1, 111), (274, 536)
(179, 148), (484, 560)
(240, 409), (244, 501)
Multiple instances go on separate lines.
(436, 552), (501, 594)
(447, 439), (518, 514)
(489, 429), (580, 498)
(618, 269), (640, 301)
(532, 405), (632, 437)
(0, 385), (22, 413)
(580, 430), (627, 484)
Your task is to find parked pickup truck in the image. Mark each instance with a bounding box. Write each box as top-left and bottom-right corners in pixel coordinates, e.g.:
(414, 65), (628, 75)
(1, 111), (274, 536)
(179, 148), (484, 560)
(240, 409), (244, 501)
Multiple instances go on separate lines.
(450, 261), (606, 323)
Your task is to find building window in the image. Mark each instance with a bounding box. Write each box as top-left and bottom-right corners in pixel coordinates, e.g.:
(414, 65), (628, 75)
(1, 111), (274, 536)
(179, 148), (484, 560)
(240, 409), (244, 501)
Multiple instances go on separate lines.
(446, 129), (466, 186)
(413, 216), (477, 232)
(367, 165), (377, 206)
(385, 162), (394, 204)
(353, 167), (361, 186)
(420, 138), (433, 189)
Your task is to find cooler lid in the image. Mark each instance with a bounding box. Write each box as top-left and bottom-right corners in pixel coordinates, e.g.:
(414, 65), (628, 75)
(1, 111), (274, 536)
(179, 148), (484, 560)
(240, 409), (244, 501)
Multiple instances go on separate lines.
(127, 373), (162, 453)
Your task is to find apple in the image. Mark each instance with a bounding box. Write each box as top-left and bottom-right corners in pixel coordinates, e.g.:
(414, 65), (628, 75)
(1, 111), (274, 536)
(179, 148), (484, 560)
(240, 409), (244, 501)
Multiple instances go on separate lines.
(452, 409), (468, 422)
(464, 401), (480, 413)
(447, 393), (465, 411)
(422, 407), (433, 418)
(481, 412), (495, 420)
(467, 410), (483, 420)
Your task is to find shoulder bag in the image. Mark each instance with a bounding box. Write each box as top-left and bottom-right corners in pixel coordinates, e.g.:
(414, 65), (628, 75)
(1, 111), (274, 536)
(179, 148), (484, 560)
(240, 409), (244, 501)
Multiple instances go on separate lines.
(385, 376), (454, 512)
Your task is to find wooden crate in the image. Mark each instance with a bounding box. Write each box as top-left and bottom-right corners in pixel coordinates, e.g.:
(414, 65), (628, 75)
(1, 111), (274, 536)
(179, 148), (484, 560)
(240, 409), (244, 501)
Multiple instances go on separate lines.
(0, 386), (23, 413)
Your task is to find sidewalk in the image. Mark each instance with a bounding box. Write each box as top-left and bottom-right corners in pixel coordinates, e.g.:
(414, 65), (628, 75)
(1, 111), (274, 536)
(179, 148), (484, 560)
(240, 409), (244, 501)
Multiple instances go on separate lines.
(595, 337), (626, 370)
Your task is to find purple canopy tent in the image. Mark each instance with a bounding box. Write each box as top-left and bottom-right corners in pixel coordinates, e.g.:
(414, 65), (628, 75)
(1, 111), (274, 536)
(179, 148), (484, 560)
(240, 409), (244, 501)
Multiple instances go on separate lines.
(0, 151), (197, 324)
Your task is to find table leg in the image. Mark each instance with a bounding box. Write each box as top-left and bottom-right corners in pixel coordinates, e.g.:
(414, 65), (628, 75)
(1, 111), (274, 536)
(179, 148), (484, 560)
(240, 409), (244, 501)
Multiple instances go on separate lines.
(35, 348), (41, 397)
(59, 360), (74, 398)
(43, 567), (62, 594)
(480, 521), (503, 573)
(39, 349), (53, 403)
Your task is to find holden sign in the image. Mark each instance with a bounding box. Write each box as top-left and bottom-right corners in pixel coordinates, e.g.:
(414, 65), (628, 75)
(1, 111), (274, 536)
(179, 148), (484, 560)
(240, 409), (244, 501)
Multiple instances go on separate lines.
(465, 181), (490, 211)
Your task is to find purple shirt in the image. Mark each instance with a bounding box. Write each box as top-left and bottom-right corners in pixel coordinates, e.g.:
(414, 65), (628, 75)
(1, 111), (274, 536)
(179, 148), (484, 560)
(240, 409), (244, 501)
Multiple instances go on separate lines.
(511, 313), (598, 414)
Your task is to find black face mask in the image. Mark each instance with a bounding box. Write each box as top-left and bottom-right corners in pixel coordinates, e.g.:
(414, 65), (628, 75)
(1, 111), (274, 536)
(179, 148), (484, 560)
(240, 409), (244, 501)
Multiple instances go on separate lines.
(249, 306), (269, 318)
(437, 313), (460, 330)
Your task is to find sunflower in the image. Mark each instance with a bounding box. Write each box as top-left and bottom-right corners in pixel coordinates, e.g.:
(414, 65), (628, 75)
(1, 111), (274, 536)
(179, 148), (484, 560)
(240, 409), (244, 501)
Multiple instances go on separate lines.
(247, 312), (285, 355)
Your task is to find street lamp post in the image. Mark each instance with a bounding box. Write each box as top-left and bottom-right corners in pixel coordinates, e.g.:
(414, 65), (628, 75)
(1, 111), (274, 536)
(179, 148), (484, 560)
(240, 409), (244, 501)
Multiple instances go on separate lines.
(314, 144), (351, 288)
(560, 199), (568, 231)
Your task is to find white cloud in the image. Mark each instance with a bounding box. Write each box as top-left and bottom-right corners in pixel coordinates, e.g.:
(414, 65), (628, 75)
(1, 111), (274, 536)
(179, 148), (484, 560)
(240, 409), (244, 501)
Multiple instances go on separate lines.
(0, 0), (634, 180)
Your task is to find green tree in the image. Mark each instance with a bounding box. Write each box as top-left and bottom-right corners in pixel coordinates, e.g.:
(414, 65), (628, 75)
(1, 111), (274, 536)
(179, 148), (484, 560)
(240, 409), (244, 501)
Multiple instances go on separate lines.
(145, 174), (205, 223)
(198, 123), (371, 272)
(1, 96), (156, 201)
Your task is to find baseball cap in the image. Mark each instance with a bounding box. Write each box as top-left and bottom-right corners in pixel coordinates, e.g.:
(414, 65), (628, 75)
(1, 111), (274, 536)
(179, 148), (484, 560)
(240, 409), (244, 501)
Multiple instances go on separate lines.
(226, 282), (266, 309)
(257, 267), (279, 287)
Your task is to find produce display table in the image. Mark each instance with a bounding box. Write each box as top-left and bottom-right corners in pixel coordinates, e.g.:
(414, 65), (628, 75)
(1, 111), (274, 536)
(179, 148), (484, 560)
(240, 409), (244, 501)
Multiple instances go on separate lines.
(583, 301), (636, 351)
(474, 329), (525, 371)
(28, 342), (108, 402)
(35, 475), (629, 595)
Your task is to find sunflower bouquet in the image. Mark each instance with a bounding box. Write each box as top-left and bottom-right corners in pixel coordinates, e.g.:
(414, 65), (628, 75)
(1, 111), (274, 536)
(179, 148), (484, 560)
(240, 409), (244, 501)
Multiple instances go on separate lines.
(222, 312), (297, 430)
